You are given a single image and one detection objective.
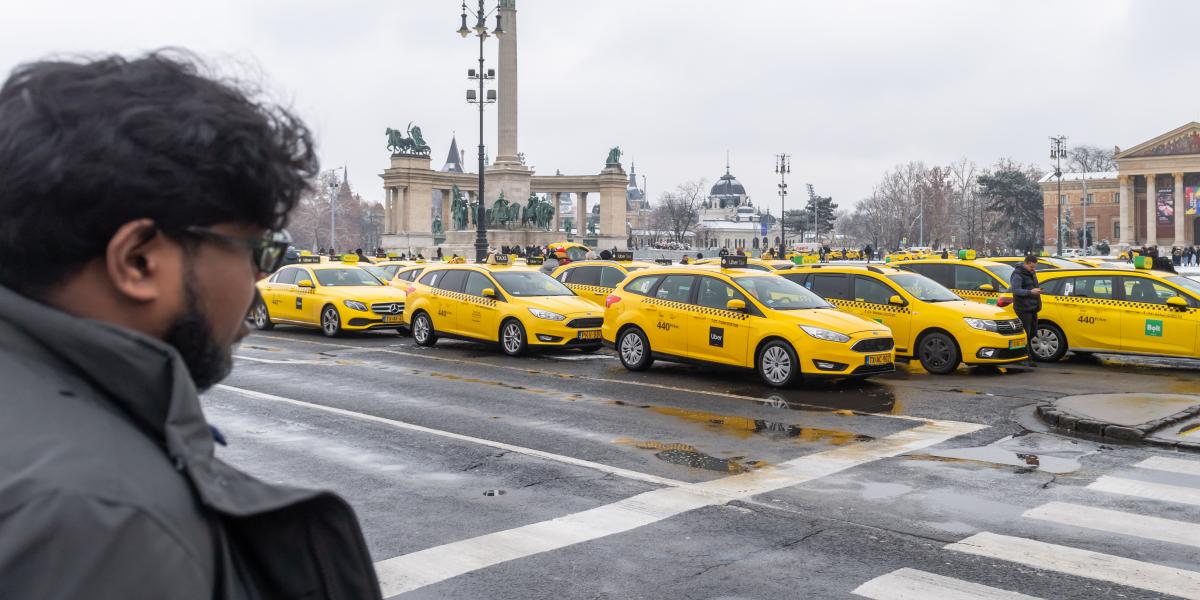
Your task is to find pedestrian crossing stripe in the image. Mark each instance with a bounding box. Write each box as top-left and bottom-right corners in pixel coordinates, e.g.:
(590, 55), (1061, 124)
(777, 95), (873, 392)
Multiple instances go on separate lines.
(1023, 501), (1200, 549)
(853, 568), (1042, 600)
(1087, 475), (1200, 506)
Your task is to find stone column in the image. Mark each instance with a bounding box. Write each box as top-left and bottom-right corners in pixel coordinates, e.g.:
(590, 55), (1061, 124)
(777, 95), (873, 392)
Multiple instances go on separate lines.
(396, 187), (408, 232)
(1144, 174), (1158, 246)
(1173, 172), (1185, 247)
(1118, 175), (1132, 245)
(551, 192), (561, 232)
(577, 192), (588, 238)
(383, 187), (393, 234)
(440, 188), (452, 235)
(599, 183), (627, 244)
(495, 0), (519, 165)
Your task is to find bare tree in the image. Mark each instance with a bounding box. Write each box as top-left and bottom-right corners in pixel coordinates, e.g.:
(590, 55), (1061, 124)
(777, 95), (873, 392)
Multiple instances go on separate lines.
(1068, 144), (1117, 173)
(652, 179), (706, 243)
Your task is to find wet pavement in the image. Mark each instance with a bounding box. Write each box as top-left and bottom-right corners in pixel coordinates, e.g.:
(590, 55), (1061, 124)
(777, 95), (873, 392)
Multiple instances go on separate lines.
(206, 327), (1200, 599)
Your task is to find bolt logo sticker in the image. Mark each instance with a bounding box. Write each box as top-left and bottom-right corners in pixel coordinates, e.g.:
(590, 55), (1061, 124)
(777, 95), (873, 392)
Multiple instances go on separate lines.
(709, 326), (724, 347)
(1145, 319), (1163, 337)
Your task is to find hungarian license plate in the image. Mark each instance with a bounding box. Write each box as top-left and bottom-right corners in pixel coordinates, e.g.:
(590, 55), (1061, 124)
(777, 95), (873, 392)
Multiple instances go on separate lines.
(1009, 339), (1026, 350)
(578, 330), (601, 340)
(866, 354), (891, 366)
(383, 315), (403, 323)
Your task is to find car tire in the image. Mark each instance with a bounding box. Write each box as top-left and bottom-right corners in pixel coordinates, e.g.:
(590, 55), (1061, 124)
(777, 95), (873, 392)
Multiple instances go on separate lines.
(617, 327), (653, 371)
(917, 331), (960, 375)
(1032, 323), (1067, 362)
(251, 300), (274, 331)
(411, 311), (437, 347)
(320, 305), (342, 338)
(757, 339), (801, 388)
(500, 319), (527, 356)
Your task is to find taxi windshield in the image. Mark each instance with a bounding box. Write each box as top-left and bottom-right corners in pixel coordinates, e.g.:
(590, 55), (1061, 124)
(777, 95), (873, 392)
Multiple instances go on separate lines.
(1164, 275), (1200, 297)
(493, 271), (575, 297)
(887, 273), (959, 302)
(985, 264), (1015, 284)
(359, 265), (390, 282)
(733, 276), (831, 310)
(315, 268), (382, 287)
(564, 247), (588, 261)
(1042, 257), (1084, 269)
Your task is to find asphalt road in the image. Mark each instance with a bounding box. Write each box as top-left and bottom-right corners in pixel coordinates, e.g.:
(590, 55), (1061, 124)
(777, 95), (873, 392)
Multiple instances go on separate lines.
(203, 325), (1200, 599)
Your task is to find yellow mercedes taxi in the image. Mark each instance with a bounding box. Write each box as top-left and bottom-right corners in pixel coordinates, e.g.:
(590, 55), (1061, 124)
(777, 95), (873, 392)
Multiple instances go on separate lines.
(253, 256), (409, 337)
(692, 257), (799, 272)
(895, 252), (1017, 309)
(551, 252), (659, 306)
(1026, 261), (1200, 362)
(780, 264), (1027, 374)
(602, 256), (895, 387)
(404, 255), (605, 355)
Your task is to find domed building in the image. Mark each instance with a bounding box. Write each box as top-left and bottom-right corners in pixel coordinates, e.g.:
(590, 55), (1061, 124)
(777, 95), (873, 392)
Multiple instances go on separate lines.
(705, 167), (749, 209)
(695, 158), (778, 252)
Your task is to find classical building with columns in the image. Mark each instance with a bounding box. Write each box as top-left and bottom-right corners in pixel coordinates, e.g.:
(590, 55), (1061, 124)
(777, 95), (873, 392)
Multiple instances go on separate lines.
(1040, 122), (1200, 252)
(380, 0), (628, 255)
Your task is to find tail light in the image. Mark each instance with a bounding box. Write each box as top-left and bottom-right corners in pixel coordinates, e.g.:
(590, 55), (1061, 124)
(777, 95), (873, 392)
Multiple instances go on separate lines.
(997, 296), (1012, 308)
(605, 294), (621, 308)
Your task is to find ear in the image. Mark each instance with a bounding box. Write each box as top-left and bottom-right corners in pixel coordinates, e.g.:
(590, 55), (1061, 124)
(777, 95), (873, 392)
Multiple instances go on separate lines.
(105, 219), (174, 303)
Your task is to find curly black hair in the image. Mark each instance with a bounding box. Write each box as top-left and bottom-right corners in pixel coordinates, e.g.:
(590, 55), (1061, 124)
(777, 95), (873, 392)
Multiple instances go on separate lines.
(0, 50), (317, 295)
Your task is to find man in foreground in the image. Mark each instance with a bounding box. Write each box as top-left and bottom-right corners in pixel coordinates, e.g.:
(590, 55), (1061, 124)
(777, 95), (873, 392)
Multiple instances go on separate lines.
(0, 52), (381, 598)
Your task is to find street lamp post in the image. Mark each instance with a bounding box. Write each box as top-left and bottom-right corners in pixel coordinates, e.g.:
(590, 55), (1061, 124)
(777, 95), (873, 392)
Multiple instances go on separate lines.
(328, 175), (339, 254)
(1050, 135), (1068, 255)
(775, 154), (790, 251)
(459, 0), (503, 263)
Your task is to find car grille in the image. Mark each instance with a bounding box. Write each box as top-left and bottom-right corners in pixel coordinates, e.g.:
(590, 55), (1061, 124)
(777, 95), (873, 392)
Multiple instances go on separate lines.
(851, 338), (894, 353)
(371, 302), (405, 315)
(566, 317), (603, 329)
(996, 319), (1023, 334)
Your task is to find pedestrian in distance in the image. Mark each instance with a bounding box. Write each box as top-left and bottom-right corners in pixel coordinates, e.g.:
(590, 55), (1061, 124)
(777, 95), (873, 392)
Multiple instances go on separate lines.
(354, 247), (370, 263)
(599, 248), (612, 260)
(436, 246), (443, 260)
(1009, 255), (1043, 368)
(0, 52), (380, 598)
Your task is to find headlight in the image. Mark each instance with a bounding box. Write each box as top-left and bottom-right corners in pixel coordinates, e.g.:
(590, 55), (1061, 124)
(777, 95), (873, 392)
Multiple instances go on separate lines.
(343, 300), (368, 312)
(963, 317), (998, 332)
(799, 325), (850, 343)
(528, 308), (566, 321)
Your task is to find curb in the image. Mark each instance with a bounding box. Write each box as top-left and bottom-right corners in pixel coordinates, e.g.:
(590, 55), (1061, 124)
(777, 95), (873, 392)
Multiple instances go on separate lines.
(1035, 402), (1200, 451)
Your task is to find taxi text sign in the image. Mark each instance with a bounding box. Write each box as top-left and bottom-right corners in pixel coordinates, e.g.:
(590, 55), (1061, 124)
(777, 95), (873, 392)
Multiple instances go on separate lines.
(1145, 319), (1163, 337)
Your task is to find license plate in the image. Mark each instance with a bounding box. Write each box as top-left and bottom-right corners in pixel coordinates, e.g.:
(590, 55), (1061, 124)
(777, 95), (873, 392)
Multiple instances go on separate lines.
(866, 354), (891, 366)
(1009, 339), (1026, 350)
(383, 315), (403, 323)
(578, 330), (601, 340)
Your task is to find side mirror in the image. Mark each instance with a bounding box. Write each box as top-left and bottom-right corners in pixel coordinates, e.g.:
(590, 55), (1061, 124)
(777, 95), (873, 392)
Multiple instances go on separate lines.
(888, 295), (905, 306)
(979, 284), (995, 292)
(482, 288), (497, 298)
(297, 279), (315, 288)
(1166, 296), (1188, 309)
(726, 299), (746, 311)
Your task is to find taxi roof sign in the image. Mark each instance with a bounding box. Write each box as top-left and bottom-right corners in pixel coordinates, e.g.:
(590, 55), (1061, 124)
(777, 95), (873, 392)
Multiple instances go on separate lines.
(340, 254), (359, 263)
(957, 249), (977, 261)
(721, 255), (749, 269)
(525, 256), (544, 265)
(297, 255), (321, 264)
(488, 253), (510, 265)
(613, 251), (634, 262)
(654, 258), (673, 265)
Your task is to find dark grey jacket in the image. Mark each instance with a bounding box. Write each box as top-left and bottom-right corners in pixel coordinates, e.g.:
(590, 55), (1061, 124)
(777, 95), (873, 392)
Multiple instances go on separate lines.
(0, 285), (381, 599)
(1009, 266), (1042, 314)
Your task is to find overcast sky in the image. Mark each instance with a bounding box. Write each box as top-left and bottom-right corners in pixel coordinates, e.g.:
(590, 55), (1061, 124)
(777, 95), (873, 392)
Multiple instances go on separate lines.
(4, 0), (1198, 212)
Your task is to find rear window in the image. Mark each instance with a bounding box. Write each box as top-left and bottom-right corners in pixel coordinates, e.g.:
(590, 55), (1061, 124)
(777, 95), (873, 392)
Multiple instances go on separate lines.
(624, 275), (662, 296)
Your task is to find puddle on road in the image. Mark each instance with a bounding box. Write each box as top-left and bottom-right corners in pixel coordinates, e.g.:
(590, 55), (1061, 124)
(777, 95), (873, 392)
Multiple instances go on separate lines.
(617, 439), (765, 474)
(905, 433), (1092, 474)
(613, 402), (873, 446)
(730, 383), (899, 415)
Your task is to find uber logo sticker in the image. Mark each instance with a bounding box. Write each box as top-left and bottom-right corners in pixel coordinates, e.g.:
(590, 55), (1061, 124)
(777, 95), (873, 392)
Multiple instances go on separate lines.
(709, 326), (724, 347)
(1145, 319), (1163, 337)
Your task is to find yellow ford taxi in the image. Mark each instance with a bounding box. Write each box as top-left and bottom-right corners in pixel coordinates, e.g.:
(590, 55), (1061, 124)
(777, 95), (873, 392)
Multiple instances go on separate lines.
(1027, 265), (1200, 362)
(780, 265), (1027, 374)
(404, 255), (604, 355)
(551, 252), (658, 306)
(692, 257), (799, 272)
(895, 254), (1016, 309)
(602, 256), (895, 387)
(253, 256), (408, 337)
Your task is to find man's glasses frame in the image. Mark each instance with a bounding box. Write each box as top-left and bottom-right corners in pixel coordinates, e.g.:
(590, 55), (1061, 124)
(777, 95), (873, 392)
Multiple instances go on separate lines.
(178, 226), (292, 274)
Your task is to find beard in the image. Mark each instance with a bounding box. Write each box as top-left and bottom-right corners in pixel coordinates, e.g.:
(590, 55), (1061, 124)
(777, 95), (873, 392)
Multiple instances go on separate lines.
(163, 274), (234, 392)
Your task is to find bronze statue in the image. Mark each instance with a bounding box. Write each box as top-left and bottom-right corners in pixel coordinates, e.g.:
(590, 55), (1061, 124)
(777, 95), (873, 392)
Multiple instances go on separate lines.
(385, 122), (431, 156)
(451, 185), (468, 230)
(605, 146), (622, 166)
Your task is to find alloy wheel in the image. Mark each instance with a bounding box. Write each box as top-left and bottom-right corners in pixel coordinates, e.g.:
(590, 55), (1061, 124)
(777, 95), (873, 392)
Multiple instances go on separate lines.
(503, 322), (523, 354)
(1032, 328), (1059, 359)
(321, 307), (339, 336)
(761, 345), (791, 385)
(620, 332), (643, 365)
(413, 315), (431, 343)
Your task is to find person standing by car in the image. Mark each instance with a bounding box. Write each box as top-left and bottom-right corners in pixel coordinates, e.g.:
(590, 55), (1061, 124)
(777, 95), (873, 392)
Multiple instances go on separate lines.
(1009, 255), (1043, 368)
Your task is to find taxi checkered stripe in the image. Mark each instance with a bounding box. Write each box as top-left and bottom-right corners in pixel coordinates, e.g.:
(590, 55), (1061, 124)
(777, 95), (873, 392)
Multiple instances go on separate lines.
(644, 297), (749, 320)
(829, 298), (911, 314)
(956, 289), (998, 298)
(436, 290), (497, 306)
(565, 283), (612, 295)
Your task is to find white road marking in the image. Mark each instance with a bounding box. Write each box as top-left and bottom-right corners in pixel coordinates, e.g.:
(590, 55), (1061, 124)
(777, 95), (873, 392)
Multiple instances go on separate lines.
(543, 354), (614, 361)
(1087, 475), (1200, 507)
(374, 419), (984, 597)
(852, 567), (1042, 600)
(1023, 501), (1200, 548)
(233, 355), (327, 365)
(213, 385), (687, 488)
(946, 532), (1200, 600)
(1134, 455), (1200, 477)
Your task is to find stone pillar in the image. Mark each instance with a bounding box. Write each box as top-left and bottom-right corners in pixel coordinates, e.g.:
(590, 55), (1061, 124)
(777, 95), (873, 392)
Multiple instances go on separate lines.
(1145, 174), (1157, 247)
(1118, 175), (1132, 245)
(495, 0), (519, 165)
(551, 192), (561, 232)
(1173, 172), (1185, 247)
(440, 188), (452, 235)
(577, 192), (588, 238)
(599, 184), (627, 244)
(383, 187), (394, 234)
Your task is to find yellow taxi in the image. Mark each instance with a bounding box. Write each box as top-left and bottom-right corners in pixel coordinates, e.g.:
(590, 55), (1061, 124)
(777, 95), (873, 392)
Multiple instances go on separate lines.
(895, 253), (1017, 308)
(547, 241), (591, 263)
(692, 257), (799, 272)
(989, 256), (1093, 271)
(884, 250), (917, 263)
(1026, 263), (1200, 362)
(602, 256), (895, 387)
(551, 252), (658, 306)
(780, 264), (1027, 374)
(253, 256), (409, 337)
(404, 255), (605, 355)
(370, 259), (417, 281)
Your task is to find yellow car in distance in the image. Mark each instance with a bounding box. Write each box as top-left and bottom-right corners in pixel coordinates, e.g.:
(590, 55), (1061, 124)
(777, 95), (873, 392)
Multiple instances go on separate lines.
(1027, 266), (1200, 362)
(895, 258), (1016, 309)
(253, 257), (408, 337)
(551, 252), (658, 306)
(404, 258), (605, 355)
(692, 257), (799, 272)
(602, 256), (895, 387)
(780, 265), (1027, 374)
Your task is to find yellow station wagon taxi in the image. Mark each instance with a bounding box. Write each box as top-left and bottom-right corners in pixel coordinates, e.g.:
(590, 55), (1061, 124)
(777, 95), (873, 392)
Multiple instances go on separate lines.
(404, 256), (605, 355)
(1028, 266), (1200, 362)
(253, 256), (409, 337)
(551, 252), (659, 306)
(602, 256), (895, 387)
(780, 265), (1027, 374)
(896, 256), (1016, 308)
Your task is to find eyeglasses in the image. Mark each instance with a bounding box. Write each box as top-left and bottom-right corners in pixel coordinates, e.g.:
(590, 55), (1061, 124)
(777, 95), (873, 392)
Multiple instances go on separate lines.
(179, 226), (293, 274)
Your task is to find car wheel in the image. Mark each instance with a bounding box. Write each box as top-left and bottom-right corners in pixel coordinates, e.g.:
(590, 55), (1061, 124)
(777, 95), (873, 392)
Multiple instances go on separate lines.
(500, 319), (527, 356)
(251, 300), (274, 331)
(917, 332), (960, 375)
(1032, 323), (1067, 362)
(617, 327), (653, 371)
(757, 340), (800, 387)
(411, 312), (437, 347)
(320, 305), (342, 338)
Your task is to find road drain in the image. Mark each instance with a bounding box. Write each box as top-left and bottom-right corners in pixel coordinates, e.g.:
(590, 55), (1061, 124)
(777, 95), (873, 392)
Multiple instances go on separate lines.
(483, 489), (506, 497)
